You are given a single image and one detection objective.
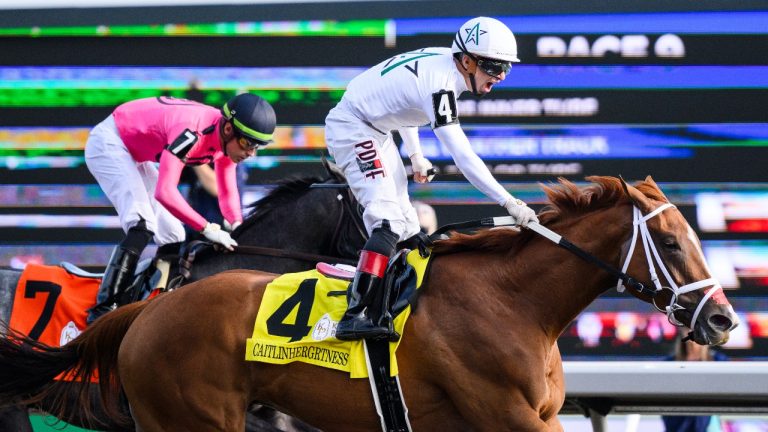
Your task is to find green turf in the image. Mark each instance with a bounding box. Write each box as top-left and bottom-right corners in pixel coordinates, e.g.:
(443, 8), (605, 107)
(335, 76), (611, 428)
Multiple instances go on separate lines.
(29, 414), (97, 432)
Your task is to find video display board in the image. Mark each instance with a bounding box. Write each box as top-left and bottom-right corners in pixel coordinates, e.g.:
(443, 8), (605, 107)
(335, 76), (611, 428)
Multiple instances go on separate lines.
(0, 3), (766, 358)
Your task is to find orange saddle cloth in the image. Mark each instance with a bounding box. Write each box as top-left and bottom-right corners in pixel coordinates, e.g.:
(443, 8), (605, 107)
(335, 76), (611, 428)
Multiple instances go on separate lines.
(9, 263), (100, 347)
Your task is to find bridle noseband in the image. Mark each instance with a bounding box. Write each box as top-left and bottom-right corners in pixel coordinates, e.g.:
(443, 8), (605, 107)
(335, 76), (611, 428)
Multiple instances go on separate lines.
(616, 203), (723, 328)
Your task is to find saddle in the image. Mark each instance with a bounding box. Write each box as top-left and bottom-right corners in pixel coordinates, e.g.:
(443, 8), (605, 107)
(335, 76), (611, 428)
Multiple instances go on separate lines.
(61, 258), (161, 300)
(60, 259), (154, 281)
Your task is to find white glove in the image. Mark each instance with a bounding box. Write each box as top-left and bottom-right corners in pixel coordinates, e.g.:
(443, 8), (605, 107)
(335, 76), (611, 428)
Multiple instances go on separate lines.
(223, 220), (242, 232)
(410, 153), (435, 183)
(200, 222), (238, 251)
(504, 198), (539, 227)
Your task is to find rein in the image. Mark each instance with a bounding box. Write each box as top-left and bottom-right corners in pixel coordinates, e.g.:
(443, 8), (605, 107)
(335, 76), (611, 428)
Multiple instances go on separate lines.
(232, 245), (357, 266)
(526, 204), (720, 328)
(431, 203), (722, 330)
(429, 216), (652, 295)
(177, 181), (364, 283)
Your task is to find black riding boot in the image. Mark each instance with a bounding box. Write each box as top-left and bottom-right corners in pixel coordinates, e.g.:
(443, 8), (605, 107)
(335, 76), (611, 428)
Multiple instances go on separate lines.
(335, 221), (399, 341)
(87, 222), (153, 324)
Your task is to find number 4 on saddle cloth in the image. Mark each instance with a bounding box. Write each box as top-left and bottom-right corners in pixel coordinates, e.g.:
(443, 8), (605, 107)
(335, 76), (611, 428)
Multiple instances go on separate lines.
(247, 249), (429, 431)
(245, 248), (429, 378)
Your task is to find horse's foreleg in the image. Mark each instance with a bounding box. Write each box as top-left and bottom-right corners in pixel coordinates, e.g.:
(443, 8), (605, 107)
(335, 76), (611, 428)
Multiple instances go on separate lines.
(545, 415), (564, 432)
(122, 335), (250, 431)
(128, 391), (247, 432)
(501, 409), (560, 432)
(119, 274), (264, 432)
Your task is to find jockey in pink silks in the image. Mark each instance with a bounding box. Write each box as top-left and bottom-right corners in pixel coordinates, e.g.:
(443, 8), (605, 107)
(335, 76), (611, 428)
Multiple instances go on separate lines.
(84, 94), (276, 323)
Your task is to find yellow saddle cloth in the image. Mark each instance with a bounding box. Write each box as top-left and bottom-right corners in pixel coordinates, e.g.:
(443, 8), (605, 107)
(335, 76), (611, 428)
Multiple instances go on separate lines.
(245, 249), (429, 378)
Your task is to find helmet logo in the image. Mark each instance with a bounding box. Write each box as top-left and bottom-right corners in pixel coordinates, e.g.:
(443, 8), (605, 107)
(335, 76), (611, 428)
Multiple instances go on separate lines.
(464, 23), (486, 46)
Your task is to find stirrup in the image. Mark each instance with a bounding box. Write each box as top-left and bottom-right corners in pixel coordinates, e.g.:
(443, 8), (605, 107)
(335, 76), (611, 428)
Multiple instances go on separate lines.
(335, 320), (389, 341)
(86, 301), (116, 324)
(336, 328), (393, 341)
(336, 317), (398, 341)
(154, 258), (172, 290)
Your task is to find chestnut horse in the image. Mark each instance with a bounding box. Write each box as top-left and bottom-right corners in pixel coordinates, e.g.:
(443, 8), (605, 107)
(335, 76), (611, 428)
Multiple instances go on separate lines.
(0, 176), (738, 431)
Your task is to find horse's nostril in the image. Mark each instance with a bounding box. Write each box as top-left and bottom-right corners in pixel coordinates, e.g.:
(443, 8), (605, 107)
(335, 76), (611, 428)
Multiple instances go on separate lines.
(708, 314), (734, 332)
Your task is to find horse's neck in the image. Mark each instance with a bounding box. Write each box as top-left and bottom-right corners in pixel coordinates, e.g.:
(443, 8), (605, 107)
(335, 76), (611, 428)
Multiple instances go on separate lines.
(425, 207), (630, 348)
(189, 201), (342, 280)
(529, 208), (632, 337)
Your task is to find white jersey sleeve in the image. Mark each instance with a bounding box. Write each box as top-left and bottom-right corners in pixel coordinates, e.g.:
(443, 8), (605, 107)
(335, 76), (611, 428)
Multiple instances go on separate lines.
(433, 124), (513, 206)
(398, 127), (422, 158)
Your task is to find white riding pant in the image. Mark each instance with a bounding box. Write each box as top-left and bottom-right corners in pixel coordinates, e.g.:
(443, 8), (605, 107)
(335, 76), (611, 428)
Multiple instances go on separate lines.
(325, 108), (421, 241)
(84, 115), (186, 246)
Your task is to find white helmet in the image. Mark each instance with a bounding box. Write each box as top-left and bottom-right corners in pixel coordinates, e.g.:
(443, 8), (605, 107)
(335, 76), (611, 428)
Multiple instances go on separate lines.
(451, 17), (520, 63)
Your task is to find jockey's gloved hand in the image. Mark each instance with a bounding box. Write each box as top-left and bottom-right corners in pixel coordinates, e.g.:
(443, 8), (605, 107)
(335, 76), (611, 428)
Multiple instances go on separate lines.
(410, 153), (435, 183)
(201, 222), (238, 251)
(504, 198), (539, 227)
(223, 220), (242, 232)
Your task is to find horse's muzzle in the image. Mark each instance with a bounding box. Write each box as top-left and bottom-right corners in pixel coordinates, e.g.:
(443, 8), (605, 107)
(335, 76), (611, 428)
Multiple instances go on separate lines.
(693, 311), (738, 346)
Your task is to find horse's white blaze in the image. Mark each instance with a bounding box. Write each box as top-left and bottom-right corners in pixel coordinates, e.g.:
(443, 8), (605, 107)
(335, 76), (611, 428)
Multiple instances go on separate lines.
(618, 204), (727, 329)
(687, 224), (713, 274)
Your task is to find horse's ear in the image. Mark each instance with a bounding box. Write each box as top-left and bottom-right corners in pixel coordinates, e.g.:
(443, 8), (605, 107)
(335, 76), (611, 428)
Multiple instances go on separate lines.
(644, 175), (660, 191)
(643, 175), (670, 202)
(620, 175), (652, 211)
(619, 175), (631, 196)
(321, 155), (332, 175)
(322, 157), (347, 183)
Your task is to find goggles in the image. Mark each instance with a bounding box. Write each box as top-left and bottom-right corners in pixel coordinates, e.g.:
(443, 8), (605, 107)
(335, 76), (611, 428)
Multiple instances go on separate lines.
(476, 57), (512, 78)
(235, 130), (268, 151)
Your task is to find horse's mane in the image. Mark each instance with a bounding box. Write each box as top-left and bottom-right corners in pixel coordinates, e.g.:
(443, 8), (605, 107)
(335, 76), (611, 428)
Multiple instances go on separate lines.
(240, 175), (324, 229)
(239, 160), (348, 231)
(433, 176), (666, 255)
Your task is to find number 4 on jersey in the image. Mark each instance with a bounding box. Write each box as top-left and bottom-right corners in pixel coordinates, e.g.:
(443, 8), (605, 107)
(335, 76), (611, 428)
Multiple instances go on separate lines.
(432, 90), (458, 127)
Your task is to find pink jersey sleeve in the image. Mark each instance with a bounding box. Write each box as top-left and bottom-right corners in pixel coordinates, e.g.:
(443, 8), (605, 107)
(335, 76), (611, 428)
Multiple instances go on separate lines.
(155, 150), (209, 232)
(214, 157), (243, 225)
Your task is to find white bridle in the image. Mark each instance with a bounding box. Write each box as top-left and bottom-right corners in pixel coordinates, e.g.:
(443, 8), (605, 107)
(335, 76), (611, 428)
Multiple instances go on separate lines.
(616, 203), (722, 328)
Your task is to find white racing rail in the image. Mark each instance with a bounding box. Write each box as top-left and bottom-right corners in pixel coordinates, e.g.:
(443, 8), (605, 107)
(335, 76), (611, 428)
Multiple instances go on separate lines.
(561, 361), (768, 432)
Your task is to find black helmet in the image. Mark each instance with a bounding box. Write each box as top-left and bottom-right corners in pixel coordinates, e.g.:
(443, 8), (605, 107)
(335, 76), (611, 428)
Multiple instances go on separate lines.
(222, 93), (276, 145)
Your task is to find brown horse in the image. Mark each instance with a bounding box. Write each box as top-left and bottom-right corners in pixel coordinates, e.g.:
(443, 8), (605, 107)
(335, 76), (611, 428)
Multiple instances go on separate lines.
(0, 176), (738, 431)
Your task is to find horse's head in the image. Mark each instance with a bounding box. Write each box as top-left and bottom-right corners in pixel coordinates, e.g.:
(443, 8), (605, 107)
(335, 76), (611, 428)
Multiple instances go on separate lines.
(236, 160), (366, 261)
(615, 175), (738, 346)
(319, 159), (368, 258)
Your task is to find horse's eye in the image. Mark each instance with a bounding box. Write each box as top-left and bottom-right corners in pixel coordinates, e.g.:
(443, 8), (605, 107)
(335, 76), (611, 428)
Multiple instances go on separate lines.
(662, 238), (681, 251)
